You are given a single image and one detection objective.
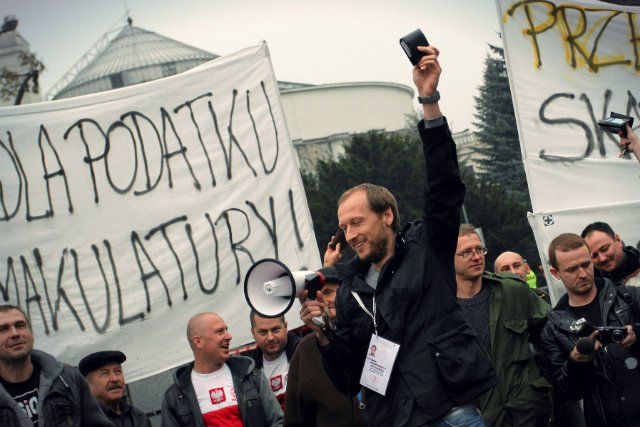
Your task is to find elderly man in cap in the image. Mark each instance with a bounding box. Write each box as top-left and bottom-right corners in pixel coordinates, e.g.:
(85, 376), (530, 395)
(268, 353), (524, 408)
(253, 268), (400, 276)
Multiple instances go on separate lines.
(79, 350), (151, 427)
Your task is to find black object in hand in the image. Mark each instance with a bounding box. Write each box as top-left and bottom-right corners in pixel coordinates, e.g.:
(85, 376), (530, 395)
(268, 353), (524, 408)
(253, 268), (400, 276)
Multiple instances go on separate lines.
(329, 228), (347, 250)
(597, 112), (634, 137)
(576, 337), (595, 355)
(400, 29), (429, 65)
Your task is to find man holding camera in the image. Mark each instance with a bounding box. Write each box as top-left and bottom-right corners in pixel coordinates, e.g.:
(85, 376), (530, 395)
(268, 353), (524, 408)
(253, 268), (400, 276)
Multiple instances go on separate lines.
(299, 45), (497, 427)
(541, 233), (640, 427)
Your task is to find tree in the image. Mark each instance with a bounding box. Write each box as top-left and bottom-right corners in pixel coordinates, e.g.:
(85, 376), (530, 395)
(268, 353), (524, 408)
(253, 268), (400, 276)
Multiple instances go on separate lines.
(460, 164), (543, 282)
(473, 44), (529, 206)
(468, 44), (544, 282)
(0, 51), (45, 105)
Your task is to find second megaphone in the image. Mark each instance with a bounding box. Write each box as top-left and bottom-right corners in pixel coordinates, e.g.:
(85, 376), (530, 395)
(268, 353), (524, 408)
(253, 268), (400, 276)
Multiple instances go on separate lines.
(243, 258), (327, 320)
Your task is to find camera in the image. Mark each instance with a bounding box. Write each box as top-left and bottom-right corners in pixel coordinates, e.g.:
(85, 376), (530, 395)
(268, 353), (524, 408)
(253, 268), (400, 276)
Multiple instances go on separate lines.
(400, 29), (429, 65)
(597, 326), (628, 345)
(570, 318), (629, 346)
(597, 112), (634, 137)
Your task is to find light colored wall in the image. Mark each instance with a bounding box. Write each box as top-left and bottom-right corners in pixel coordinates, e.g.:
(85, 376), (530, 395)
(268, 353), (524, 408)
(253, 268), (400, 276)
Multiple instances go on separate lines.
(281, 82), (415, 141)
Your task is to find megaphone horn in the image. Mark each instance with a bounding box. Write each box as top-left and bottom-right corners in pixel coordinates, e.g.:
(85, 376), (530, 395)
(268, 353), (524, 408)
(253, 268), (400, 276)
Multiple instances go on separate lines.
(243, 258), (326, 322)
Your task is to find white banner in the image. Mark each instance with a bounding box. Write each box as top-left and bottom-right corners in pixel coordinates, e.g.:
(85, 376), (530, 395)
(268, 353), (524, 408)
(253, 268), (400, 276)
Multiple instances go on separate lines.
(496, 0), (640, 302)
(0, 43), (319, 381)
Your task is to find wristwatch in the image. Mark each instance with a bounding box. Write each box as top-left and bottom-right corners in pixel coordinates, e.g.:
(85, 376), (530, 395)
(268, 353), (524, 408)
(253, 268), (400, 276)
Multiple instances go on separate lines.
(418, 90), (440, 104)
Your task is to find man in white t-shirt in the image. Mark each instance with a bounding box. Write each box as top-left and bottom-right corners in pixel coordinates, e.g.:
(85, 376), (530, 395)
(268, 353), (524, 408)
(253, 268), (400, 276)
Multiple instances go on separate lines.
(161, 312), (283, 427)
(247, 312), (300, 411)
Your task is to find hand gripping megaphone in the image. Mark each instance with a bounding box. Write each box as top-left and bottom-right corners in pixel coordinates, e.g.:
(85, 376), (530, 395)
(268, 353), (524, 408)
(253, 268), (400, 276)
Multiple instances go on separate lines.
(243, 258), (326, 324)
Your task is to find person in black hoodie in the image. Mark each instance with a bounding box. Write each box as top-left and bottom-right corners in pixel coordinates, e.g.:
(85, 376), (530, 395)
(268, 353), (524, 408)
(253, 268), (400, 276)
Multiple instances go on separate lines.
(581, 221), (640, 287)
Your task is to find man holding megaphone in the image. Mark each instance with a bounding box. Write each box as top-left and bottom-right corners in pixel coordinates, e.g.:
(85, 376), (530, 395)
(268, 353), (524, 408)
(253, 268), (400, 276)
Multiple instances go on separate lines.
(298, 44), (497, 427)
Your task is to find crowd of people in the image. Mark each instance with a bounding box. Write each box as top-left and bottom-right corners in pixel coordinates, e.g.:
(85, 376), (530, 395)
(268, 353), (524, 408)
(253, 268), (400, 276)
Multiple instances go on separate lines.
(0, 45), (639, 427)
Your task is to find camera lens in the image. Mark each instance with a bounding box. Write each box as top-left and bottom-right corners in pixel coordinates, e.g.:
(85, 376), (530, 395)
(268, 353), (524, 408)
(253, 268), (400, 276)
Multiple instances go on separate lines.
(612, 329), (627, 343)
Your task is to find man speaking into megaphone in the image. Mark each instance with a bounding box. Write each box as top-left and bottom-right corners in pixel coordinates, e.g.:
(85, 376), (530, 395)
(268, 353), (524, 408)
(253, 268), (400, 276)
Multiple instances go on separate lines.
(298, 43), (497, 427)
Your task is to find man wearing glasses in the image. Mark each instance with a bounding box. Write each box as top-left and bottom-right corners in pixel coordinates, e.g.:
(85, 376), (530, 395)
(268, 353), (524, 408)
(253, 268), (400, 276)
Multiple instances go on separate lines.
(455, 224), (552, 427)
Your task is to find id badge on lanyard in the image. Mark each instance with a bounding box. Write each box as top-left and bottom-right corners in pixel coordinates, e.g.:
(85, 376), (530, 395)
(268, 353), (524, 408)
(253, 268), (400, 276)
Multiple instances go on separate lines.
(352, 292), (400, 395)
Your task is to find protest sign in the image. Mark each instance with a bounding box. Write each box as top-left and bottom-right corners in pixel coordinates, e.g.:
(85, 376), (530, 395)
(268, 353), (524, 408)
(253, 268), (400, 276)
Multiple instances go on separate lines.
(496, 0), (640, 301)
(0, 43), (320, 380)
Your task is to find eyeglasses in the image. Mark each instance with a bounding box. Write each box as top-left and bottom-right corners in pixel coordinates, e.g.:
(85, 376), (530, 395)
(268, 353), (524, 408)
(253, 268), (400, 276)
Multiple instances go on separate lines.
(455, 247), (488, 259)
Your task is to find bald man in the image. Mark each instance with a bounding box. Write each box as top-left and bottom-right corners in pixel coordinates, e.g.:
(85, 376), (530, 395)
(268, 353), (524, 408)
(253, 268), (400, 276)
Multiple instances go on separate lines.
(494, 251), (531, 282)
(161, 312), (283, 427)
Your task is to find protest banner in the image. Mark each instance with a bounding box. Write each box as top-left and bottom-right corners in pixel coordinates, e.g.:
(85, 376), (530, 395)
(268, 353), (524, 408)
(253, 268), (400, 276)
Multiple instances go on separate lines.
(496, 0), (640, 301)
(0, 43), (320, 381)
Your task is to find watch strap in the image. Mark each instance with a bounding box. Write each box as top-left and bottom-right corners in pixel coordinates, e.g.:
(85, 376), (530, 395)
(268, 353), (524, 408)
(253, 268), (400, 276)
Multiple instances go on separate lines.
(418, 90), (440, 104)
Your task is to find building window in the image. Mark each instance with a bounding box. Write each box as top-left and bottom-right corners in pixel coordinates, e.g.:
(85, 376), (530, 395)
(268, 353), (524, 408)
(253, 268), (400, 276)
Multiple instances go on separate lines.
(110, 73), (124, 89)
(162, 63), (177, 77)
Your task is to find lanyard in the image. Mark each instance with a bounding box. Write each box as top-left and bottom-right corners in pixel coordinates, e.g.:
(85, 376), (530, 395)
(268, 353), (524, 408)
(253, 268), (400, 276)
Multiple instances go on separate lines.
(351, 291), (378, 336)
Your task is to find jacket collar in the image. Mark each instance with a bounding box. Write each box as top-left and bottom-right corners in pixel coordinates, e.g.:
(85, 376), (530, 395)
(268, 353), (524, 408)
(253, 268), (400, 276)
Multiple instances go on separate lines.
(250, 331), (301, 368)
(29, 349), (63, 380)
(174, 355), (256, 391)
(336, 222), (415, 294)
(549, 278), (616, 333)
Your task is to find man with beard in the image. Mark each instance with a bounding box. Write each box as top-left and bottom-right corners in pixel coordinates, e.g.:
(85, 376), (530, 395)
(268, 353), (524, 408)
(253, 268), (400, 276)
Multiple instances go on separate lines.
(247, 312), (300, 411)
(581, 221), (640, 287)
(455, 225), (551, 427)
(0, 304), (114, 427)
(161, 312), (283, 427)
(79, 350), (151, 427)
(300, 45), (497, 427)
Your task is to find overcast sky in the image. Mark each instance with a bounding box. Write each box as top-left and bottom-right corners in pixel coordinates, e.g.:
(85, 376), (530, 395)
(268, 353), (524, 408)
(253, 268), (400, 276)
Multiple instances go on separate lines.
(4, 0), (502, 132)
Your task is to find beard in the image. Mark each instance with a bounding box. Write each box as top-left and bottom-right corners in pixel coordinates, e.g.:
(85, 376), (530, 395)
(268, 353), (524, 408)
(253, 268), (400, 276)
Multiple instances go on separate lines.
(0, 351), (30, 365)
(362, 223), (390, 265)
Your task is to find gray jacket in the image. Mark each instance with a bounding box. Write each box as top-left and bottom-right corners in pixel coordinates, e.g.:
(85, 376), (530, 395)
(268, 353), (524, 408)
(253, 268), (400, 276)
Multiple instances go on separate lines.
(161, 355), (283, 427)
(0, 349), (114, 427)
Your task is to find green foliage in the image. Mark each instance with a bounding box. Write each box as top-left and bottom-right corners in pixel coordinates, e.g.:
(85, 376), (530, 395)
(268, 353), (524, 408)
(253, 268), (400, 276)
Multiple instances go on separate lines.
(473, 45), (529, 207)
(460, 165), (543, 281)
(0, 52), (45, 103)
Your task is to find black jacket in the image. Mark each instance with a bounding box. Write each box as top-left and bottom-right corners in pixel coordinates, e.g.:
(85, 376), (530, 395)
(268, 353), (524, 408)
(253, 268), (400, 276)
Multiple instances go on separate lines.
(540, 278), (640, 427)
(101, 400), (151, 427)
(247, 331), (301, 369)
(320, 119), (497, 427)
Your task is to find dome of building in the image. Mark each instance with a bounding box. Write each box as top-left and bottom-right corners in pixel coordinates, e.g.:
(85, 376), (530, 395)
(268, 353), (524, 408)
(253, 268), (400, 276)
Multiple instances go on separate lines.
(52, 20), (218, 100)
(48, 19), (416, 173)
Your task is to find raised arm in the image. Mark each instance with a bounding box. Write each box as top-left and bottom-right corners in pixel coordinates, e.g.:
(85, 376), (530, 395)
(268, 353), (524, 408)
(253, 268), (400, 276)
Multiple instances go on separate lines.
(414, 46), (465, 257)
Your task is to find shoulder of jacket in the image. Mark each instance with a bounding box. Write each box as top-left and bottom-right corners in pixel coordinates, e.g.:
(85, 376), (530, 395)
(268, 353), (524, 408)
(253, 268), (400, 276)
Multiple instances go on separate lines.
(227, 355), (256, 377)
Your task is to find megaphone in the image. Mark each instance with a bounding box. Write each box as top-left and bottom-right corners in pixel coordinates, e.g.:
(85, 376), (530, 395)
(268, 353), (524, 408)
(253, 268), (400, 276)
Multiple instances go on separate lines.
(243, 258), (326, 322)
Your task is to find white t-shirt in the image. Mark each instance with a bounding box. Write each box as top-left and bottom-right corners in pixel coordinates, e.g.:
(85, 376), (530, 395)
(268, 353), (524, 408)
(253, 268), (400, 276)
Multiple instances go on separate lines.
(191, 364), (242, 427)
(262, 351), (289, 409)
